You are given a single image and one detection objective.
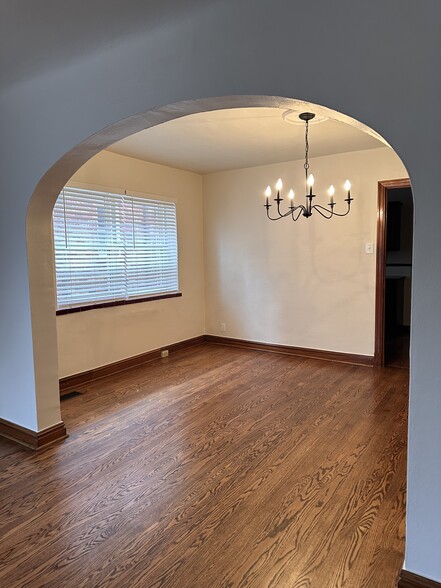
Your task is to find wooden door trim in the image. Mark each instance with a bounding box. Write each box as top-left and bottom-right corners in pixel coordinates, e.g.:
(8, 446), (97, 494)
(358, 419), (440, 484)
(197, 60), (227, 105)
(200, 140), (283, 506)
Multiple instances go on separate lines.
(374, 178), (411, 367)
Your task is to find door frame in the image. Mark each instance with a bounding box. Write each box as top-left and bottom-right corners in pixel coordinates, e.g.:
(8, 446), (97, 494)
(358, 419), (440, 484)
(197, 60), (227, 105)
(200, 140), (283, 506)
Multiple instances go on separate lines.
(374, 178), (411, 367)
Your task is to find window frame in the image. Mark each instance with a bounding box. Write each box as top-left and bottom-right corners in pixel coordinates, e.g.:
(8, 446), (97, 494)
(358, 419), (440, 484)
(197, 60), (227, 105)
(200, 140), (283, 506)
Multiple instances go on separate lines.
(53, 182), (181, 315)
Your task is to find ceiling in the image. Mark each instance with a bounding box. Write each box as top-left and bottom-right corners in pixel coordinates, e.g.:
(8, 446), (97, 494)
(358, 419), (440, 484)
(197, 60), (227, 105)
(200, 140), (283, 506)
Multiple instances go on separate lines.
(107, 107), (385, 174)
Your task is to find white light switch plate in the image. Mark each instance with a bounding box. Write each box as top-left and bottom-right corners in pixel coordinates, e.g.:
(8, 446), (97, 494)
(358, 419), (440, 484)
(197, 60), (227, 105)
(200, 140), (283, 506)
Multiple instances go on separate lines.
(365, 242), (374, 254)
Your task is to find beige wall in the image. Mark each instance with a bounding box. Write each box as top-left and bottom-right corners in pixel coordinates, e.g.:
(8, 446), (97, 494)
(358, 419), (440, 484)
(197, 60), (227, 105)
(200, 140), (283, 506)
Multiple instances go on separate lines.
(58, 146), (407, 377)
(56, 151), (205, 378)
(203, 147), (407, 357)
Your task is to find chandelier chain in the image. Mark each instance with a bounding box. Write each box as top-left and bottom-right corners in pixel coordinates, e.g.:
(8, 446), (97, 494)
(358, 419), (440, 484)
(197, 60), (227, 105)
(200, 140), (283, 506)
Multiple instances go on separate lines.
(304, 120), (310, 179)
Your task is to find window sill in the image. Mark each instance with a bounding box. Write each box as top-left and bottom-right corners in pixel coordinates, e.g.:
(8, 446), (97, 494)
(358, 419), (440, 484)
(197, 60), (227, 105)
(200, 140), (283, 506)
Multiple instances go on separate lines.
(56, 292), (182, 315)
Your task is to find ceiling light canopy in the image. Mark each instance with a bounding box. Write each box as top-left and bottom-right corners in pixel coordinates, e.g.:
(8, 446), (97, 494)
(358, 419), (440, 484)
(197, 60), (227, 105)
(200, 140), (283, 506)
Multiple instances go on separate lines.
(282, 109), (327, 125)
(264, 112), (353, 221)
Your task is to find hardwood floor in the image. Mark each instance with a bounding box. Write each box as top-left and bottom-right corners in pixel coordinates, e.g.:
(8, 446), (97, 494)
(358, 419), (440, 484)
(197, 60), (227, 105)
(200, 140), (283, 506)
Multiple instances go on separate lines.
(0, 344), (408, 587)
(385, 332), (410, 370)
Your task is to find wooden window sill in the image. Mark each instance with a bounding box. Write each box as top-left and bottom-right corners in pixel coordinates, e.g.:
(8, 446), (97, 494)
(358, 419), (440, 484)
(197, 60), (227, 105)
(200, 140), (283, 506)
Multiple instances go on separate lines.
(56, 292), (182, 315)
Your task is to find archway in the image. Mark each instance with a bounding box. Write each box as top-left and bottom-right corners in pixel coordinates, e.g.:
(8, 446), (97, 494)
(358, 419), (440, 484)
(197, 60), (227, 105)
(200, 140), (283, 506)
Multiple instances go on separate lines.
(18, 95), (412, 584)
(25, 94), (407, 433)
(1, 0), (440, 581)
(26, 95), (406, 429)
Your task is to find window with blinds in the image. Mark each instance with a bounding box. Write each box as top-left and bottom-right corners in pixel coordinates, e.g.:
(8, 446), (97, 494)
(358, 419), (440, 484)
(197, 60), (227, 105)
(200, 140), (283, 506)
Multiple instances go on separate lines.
(53, 186), (179, 310)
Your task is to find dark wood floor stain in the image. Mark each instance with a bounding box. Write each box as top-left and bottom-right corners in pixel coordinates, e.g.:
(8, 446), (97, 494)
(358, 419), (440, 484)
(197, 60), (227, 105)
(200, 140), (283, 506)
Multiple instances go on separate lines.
(0, 344), (408, 587)
(385, 333), (410, 369)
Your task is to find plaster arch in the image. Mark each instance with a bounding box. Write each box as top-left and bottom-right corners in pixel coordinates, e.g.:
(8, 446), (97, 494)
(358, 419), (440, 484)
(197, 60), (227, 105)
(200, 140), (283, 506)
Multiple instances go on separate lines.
(26, 94), (409, 434)
(0, 2), (439, 581)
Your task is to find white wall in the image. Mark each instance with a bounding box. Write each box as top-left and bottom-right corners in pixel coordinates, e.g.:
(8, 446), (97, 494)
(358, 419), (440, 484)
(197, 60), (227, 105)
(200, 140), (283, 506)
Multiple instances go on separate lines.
(204, 147), (406, 356)
(57, 151), (205, 378)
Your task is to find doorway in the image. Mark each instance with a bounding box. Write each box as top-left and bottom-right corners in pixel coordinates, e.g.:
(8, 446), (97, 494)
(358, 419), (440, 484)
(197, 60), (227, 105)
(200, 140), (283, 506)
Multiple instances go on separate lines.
(375, 178), (413, 368)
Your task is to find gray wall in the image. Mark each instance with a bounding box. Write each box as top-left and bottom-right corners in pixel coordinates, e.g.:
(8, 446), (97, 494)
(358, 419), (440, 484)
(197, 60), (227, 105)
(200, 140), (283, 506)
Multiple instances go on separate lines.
(1, 0), (441, 581)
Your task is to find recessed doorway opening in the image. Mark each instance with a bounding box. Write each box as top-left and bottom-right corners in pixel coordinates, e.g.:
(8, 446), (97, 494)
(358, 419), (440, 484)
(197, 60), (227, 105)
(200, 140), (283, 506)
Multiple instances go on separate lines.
(375, 179), (413, 368)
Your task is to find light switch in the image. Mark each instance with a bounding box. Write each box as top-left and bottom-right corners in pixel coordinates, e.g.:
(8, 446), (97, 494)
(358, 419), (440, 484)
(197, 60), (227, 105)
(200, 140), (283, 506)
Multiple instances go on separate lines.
(365, 242), (374, 254)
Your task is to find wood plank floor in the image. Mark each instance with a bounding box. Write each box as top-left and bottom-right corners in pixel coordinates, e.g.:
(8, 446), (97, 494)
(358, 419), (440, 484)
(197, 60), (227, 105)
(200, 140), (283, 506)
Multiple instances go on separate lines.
(0, 344), (408, 588)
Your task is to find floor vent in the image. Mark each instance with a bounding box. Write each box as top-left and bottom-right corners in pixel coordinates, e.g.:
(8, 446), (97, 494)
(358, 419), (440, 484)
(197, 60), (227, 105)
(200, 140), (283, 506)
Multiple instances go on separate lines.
(61, 390), (83, 400)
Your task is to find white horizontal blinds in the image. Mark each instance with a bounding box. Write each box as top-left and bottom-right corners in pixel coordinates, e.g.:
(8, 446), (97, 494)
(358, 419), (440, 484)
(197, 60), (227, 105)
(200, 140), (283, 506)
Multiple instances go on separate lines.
(127, 196), (178, 297)
(53, 188), (127, 307)
(53, 187), (178, 309)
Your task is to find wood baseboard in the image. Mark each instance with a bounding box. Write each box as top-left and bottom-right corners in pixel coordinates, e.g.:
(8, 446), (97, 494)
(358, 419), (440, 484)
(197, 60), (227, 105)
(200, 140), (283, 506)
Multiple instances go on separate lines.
(204, 335), (374, 367)
(60, 335), (206, 393)
(0, 418), (68, 451)
(398, 570), (441, 588)
(1, 334), (374, 450)
(60, 333), (373, 395)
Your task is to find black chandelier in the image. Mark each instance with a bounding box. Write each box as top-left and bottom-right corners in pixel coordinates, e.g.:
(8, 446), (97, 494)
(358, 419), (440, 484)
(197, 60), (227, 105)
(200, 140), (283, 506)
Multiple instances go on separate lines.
(264, 112), (353, 221)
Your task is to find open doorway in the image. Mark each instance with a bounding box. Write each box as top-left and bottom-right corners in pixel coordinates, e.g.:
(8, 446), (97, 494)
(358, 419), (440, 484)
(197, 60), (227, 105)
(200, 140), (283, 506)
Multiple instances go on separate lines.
(375, 178), (413, 368)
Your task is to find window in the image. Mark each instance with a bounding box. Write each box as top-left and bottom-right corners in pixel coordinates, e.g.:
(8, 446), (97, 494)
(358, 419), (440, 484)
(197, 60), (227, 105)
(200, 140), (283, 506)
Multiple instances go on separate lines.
(53, 186), (179, 311)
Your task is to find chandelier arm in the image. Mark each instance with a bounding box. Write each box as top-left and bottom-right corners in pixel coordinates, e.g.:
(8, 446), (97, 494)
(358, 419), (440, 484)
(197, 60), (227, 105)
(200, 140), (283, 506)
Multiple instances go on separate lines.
(311, 204), (334, 219)
(282, 204), (306, 219)
(266, 206), (290, 220)
(288, 204), (305, 214)
(291, 205), (306, 221)
(313, 201), (353, 218)
(276, 200), (284, 218)
(265, 207), (283, 221)
(330, 207), (352, 218)
(276, 197), (303, 218)
(266, 204), (306, 221)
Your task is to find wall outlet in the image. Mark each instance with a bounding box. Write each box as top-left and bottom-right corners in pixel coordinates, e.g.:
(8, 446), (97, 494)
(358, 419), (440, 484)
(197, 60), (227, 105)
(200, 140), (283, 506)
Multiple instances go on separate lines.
(161, 349), (169, 358)
(365, 242), (374, 254)
(220, 322), (227, 332)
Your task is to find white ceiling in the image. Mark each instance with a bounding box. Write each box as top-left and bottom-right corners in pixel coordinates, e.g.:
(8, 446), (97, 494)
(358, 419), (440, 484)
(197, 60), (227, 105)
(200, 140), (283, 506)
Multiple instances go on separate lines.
(107, 107), (385, 174)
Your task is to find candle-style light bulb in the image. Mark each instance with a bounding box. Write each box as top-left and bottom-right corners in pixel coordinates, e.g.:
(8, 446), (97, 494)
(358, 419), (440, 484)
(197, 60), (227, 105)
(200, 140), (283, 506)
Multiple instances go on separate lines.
(307, 173), (314, 196)
(328, 184), (335, 204)
(344, 179), (351, 193)
(265, 185), (271, 207)
(288, 189), (295, 206)
(276, 178), (283, 192)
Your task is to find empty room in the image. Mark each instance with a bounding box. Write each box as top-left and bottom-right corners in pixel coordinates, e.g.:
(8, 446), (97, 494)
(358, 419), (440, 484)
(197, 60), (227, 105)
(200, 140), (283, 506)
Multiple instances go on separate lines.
(1, 3), (441, 588)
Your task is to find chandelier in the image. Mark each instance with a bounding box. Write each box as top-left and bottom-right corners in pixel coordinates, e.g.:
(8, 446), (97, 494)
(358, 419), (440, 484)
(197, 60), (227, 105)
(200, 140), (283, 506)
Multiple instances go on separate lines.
(264, 112), (353, 221)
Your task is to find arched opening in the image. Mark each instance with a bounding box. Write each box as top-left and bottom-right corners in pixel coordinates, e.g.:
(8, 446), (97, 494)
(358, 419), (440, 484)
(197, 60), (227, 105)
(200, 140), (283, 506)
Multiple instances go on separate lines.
(27, 95), (409, 431)
(20, 96), (411, 585)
